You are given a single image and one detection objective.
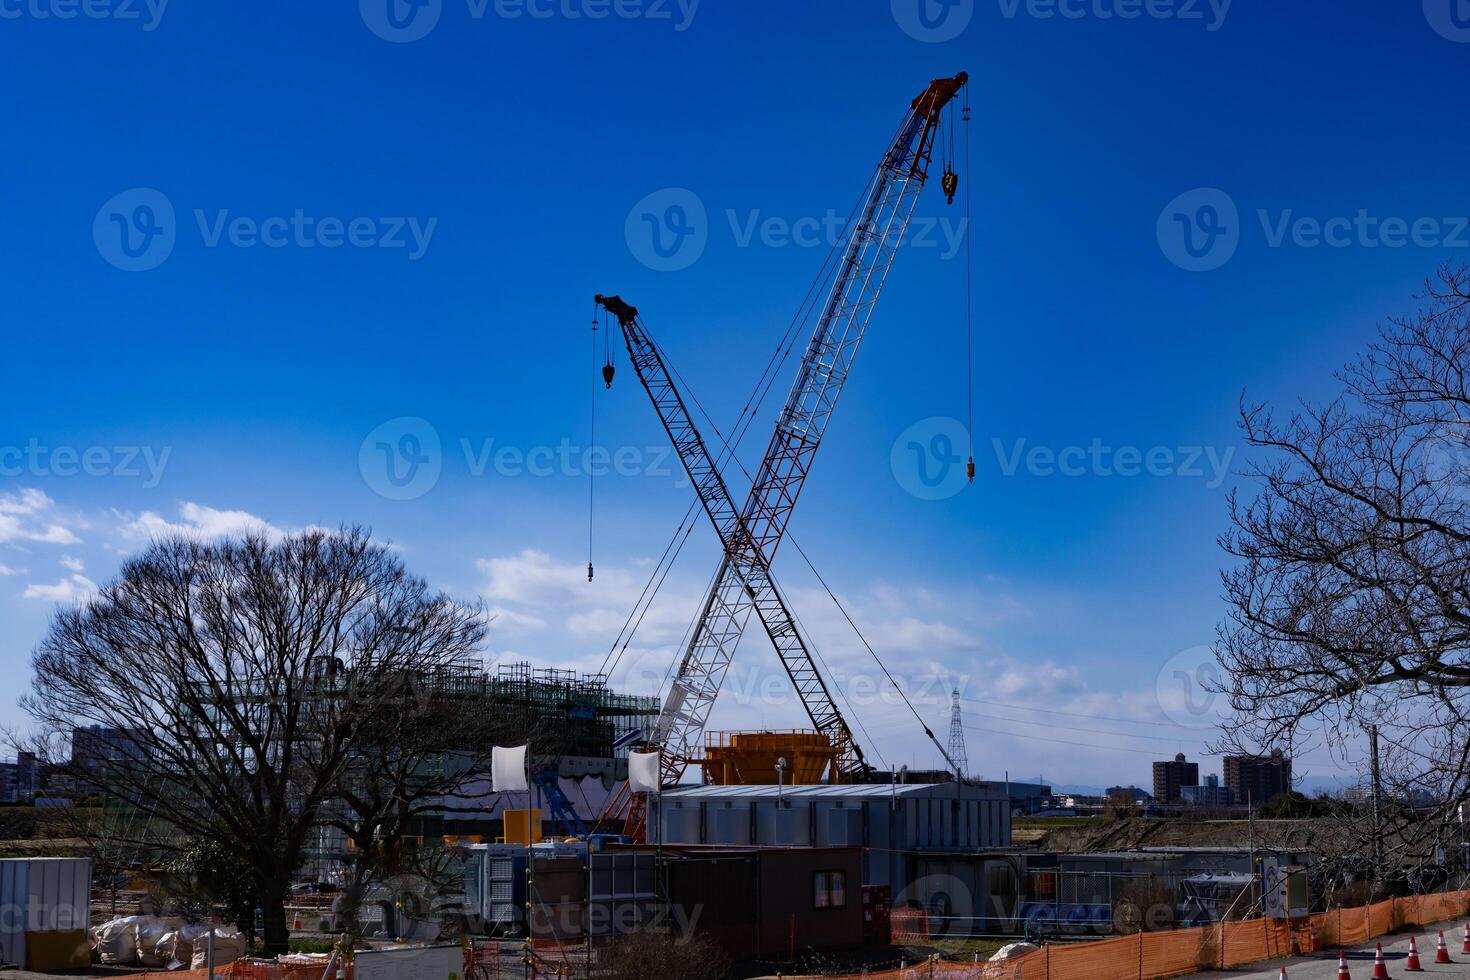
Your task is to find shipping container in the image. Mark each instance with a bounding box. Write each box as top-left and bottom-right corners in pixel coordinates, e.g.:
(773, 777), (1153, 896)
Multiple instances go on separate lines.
(658, 846), (864, 960)
(0, 857), (92, 969)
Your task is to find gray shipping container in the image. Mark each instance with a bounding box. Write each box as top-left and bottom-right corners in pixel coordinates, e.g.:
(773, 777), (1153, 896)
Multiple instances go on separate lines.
(0, 857), (92, 967)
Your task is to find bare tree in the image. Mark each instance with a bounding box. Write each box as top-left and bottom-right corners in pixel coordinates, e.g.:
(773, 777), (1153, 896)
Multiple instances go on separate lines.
(21, 527), (487, 953)
(1218, 263), (1470, 886)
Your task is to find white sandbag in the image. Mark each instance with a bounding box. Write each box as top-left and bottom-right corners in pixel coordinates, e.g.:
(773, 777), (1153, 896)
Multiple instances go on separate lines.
(190, 926), (247, 969)
(137, 916), (185, 968)
(92, 915), (147, 966)
(990, 941), (1040, 961)
(170, 922), (211, 969)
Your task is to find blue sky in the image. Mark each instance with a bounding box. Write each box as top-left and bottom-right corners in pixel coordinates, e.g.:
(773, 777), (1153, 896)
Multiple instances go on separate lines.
(2, 1), (1466, 790)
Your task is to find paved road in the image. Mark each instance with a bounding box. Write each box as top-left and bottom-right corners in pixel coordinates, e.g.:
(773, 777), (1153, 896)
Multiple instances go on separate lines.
(1185, 925), (1470, 979)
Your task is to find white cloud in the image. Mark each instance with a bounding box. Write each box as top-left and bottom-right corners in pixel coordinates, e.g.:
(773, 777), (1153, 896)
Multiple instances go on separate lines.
(23, 573), (98, 604)
(0, 564), (16, 576)
(0, 488), (84, 546)
(60, 555), (85, 572)
(119, 502), (285, 542)
(0, 488), (51, 516)
(478, 549), (702, 650)
(486, 606), (547, 633)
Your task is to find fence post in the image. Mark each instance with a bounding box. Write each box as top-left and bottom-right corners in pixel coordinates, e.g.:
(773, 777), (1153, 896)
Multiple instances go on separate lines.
(1045, 942), (1051, 980)
(1137, 929), (1144, 980)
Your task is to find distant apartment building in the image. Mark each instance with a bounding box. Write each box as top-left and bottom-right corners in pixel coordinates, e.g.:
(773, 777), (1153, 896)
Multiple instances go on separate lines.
(1224, 750), (1292, 805)
(71, 726), (146, 772)
(1153, 752), (1200, 802)
(1181, 774), (1234, 807)
(0, 752), (38, 803)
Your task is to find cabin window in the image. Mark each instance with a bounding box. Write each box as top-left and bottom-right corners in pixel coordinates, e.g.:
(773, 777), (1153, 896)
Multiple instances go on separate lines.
(814, 870), (848, 909)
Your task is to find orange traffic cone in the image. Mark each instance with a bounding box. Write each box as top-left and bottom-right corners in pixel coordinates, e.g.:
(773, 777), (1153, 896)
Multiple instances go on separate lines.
(1337, 951), (1353, 979)
(1291, 927), (1302, 956)
(1437, 931), (1454, 963)
(1278, 968), (1289, 979)
(1373, 942), (1392, 979)
(1311, 921), (1323, 952)
(1405, 935), (1423, 971)
(292, 909), (303, 931)
(1463, 922), (1470, 956)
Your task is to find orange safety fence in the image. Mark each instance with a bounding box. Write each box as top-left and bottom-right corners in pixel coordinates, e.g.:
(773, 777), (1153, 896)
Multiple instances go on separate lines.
(812, 890), (1470, 980)
(110, 893), (1470, 980)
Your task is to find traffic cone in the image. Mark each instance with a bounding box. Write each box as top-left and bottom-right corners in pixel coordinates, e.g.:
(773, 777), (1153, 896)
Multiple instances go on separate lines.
(1463, 922), (1470, 956)
(1372, 942), (1392, 979)
(1311, 921), (1323, 952)
(1436, 931), (1453, 963)
(1291, 926), (1302, 955)
(292, 909), (303, 931)
(1405, 935), (1423, 971)
(1278, 968), (1289, 979)
(1337, 951), (1353, 979)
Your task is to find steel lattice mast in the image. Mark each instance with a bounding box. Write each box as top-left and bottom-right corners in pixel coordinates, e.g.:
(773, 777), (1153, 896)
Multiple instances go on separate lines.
(948, 687), (969, 780)
(608, 72), (968, 804)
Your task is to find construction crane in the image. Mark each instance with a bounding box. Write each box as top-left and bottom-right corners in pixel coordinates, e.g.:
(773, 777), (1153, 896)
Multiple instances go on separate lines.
(602, 71), (969, 829)
(595, 293), (866, 778)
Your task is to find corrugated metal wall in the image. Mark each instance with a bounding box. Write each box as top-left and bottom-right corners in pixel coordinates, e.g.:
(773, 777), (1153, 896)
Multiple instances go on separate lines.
(0, 858), (92, 967)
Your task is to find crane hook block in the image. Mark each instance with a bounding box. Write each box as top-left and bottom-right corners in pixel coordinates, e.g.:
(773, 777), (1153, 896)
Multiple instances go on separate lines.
(587, 562), (594, 582)
(602, 363), (616, 389)
(942, 170), (959, 206)
(966, 456), (976, 483)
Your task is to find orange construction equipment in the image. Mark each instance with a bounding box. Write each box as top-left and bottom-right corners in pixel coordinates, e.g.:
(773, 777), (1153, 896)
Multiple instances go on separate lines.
(1436, 931), (1454, 963)
(1406, 935), (1423, 971)
(702, 730), (839, 785)
(1373, 942), (1392, 979)
(1338, 951), (1353, 979)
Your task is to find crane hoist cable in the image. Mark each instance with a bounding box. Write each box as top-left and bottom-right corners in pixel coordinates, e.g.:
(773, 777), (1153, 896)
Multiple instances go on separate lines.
(588, 301), (600, 582)
(963, 83), (976, 483)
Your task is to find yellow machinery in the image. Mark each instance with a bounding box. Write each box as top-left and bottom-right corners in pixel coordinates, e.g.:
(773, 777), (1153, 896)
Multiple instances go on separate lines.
(702, 730), (840, 785)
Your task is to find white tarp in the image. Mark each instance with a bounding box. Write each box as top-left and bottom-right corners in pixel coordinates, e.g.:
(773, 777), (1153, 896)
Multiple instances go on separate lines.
(492, 745), (529, 792)
(628, 750), (661, 793)
(354, 945), (460, 980)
